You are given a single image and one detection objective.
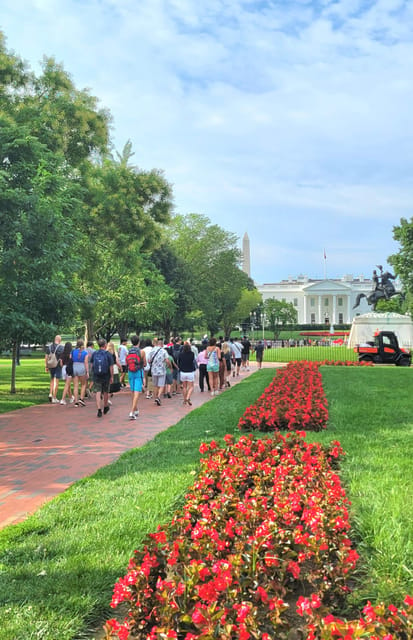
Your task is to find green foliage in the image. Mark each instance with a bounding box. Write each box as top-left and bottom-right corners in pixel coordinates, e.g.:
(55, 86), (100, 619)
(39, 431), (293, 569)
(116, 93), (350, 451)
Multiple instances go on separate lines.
(389, 217), (413, 314)
(263, 298), (298, 338)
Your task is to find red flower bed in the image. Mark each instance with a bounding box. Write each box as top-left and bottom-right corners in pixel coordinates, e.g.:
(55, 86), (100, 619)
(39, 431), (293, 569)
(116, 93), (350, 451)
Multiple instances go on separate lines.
(105, 432), (363, 639)
(238, 362), (329, 432)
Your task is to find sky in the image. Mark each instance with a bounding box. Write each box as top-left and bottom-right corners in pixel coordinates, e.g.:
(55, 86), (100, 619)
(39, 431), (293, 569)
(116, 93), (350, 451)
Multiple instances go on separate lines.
(2, 0), (413, 284)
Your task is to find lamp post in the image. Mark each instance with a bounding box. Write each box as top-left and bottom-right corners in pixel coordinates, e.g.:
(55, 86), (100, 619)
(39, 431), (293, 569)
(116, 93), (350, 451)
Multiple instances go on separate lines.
(250, 312), (257, 339)
(260, 312), (267, 341)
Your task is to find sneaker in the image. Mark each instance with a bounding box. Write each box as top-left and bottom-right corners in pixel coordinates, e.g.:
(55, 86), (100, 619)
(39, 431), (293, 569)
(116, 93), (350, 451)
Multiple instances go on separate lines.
(134, 409), (139, 418)
(145, 394), (152, 399)
(155, 397), (161, 406)
(97, 409), (102, 418)
(52, 397), (59, 404)
(103, 405), (110, 415)
(74, 402), (79, 407)
(48, 394), (52, 403)
(78, 399), (86, 407)
(167, 393), (172, 399)
(129, 412), (137, 420)
(60, 399), (66, 405)
(108, 399), (112, 406)
(70, 396), (75, 403)
(210, 392), (214, 397)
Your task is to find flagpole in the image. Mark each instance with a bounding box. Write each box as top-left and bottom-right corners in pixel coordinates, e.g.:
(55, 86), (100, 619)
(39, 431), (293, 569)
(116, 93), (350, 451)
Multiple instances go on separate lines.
(323, 249), (327, 280)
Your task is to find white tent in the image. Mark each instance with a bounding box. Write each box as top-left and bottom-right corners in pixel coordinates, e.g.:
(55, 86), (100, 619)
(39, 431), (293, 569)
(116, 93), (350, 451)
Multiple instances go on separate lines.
(348, 312), (413, 349)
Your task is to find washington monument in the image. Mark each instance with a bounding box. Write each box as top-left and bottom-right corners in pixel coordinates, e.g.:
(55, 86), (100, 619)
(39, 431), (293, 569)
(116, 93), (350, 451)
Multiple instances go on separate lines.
(242, 232), (251, 278)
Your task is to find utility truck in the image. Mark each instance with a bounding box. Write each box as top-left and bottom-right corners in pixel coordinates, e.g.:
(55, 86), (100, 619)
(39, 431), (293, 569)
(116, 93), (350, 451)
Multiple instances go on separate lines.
(355, 331), (411, 366)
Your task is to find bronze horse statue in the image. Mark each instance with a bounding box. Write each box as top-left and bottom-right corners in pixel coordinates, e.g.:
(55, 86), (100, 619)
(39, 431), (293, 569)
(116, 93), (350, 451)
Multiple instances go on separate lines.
(353, 268), (403, 311)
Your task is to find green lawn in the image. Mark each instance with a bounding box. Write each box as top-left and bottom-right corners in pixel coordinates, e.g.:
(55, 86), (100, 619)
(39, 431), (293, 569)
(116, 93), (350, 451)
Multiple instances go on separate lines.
(0, 367), (411, 639)
(0, 357), (48, 412)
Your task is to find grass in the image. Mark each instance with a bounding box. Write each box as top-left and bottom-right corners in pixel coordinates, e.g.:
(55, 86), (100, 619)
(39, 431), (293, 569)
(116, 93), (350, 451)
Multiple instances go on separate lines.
(0, 366), (412, 639)
(0, 369), (276, 640)
(0, 357), (48, 413)
(308, 367), (413, 606)
(250, 345), (358, 363)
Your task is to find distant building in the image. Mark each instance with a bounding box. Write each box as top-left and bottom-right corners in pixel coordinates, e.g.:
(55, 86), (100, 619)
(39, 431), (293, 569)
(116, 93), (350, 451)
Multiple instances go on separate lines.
(257, 274), (373, 324)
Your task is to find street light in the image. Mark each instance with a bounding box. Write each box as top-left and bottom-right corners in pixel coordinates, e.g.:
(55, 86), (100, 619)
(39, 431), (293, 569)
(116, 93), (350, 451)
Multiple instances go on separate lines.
(250, 311), (257, 339)
(260, 312), (267, 341)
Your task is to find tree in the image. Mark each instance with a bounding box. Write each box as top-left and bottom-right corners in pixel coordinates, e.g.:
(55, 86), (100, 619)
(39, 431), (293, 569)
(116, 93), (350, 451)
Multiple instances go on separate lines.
(76, 149), (174, 339)
(263, 299), (297, 339)
(168, 214), (256, 335)
(389, 217), (413, 315)
(0, 36), (111, 391)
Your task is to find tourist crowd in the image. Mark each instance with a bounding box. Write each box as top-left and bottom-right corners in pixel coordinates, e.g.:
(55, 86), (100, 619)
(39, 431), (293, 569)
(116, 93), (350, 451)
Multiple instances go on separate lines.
(45, 335), (266, 420)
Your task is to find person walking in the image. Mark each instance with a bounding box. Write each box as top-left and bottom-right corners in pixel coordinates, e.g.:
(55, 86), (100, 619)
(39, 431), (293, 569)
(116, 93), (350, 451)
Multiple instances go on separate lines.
(107, 341), (122, 398)
(148, 338), (169, 406)
(85, 340), (95, 398)
(118, 337), (129, 388)
(60, 341), (74, 405)
(178, 341), (196, 405)
(196, 344), (211, 393)
(90, 339), (113, 418)
(45, 335), (64, 403)
(71, 339), (89, 407)
(241, 336), (251, 371)
(254, 340), (265, 369)
(206, 337), (221, 396)
(221, 341), (232, 387)
(143, 338), (154, 399)
(126, 335), (146, 420)
(230, 338), (243, 377)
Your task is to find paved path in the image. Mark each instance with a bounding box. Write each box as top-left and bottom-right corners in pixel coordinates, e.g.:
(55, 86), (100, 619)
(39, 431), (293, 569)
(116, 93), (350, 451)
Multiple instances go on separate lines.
(0, 369), (274, 529)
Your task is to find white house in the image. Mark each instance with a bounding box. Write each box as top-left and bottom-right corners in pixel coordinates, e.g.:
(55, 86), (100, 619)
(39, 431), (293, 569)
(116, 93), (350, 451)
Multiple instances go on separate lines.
(257, 274), (373, 324)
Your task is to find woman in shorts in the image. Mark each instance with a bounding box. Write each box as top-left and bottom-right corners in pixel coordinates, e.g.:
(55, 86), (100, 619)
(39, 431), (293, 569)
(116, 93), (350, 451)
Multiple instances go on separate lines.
(60, 342), (74, 405)
(205, 337), (221, 397)
(71, 339), (89, 407)
(177, 341), (196, 406)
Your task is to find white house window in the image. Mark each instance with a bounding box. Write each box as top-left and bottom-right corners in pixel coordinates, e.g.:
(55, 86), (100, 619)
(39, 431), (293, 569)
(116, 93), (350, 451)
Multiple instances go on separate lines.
(310, 298), (315, 307)
(310, 313), (316, 324)
(293, 298), (298, 306)
(324, 298), (329, 307)
(338, 297), (343, 306)
(338, 313), (343, 323)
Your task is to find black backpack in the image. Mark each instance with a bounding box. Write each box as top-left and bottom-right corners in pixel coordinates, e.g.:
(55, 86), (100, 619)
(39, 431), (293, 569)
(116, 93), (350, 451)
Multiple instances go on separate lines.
(93, 350), (110, 376)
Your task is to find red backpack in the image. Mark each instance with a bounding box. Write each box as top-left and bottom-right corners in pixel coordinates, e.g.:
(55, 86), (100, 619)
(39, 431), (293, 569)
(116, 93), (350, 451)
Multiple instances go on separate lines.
(126, 348), (143, 372)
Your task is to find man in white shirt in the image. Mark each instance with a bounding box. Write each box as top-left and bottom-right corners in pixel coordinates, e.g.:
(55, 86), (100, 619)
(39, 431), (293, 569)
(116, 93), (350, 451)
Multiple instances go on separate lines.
(230, 338), (243, 377)
(118, 337), (129, 388)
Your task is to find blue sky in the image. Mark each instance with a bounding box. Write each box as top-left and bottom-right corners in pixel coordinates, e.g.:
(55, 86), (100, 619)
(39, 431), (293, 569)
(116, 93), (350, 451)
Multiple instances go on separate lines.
(2, 0), (413, 284)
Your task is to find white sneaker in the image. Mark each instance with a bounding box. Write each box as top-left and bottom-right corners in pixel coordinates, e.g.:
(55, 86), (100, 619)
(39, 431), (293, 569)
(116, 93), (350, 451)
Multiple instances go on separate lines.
(70, 396), (75, 403)
(129, 412), (136, 420)
(108, 400), (112, 406)
(133, 409), (139, 418)
(60, 399), (66, 405)
(52, 397), (59, 404)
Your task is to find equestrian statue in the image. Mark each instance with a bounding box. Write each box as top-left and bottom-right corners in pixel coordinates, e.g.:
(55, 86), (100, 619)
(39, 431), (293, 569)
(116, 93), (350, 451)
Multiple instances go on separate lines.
(353, 265), (404, 310)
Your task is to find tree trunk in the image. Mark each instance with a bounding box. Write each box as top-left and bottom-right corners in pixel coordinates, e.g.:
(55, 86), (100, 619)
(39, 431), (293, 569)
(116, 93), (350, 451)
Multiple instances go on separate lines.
(10, 341), (17, 394)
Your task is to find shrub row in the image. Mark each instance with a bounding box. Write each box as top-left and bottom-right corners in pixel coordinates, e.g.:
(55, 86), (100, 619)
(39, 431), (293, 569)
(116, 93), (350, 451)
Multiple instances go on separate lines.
(238, 361), (329, 432)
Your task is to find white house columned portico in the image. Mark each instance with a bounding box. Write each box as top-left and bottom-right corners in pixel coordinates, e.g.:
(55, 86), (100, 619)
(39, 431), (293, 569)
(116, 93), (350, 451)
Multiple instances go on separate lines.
(257, 275), (373, 324)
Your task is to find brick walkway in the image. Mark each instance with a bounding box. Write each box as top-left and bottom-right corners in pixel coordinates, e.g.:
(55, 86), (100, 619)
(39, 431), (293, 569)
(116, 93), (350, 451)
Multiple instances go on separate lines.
(0, 369), (274, 529)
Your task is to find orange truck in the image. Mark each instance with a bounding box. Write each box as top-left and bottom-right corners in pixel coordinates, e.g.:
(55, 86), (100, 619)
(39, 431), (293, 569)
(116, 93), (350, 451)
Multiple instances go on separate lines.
(355, 331), (411, 366)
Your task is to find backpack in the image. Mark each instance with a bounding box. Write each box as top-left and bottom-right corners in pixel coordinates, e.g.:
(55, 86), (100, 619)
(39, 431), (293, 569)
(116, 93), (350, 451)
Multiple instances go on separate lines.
(208, 348), (219, 367)
(93, 350), (110, 376)
(46, 345), (59, 369)
(126, 348), (143, 373)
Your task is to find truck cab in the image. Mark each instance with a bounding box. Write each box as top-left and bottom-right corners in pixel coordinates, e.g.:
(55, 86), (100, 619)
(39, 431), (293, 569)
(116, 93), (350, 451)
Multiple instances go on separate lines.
(356, 331), (411, 366)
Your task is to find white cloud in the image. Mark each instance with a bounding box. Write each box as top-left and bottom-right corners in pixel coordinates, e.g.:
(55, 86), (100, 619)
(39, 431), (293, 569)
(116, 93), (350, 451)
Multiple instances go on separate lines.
(1, 0), (413, 283)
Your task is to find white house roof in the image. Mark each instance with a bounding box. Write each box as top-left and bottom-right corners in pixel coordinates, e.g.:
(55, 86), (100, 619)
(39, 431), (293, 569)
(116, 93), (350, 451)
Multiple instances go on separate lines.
(302, 280), (353, 293)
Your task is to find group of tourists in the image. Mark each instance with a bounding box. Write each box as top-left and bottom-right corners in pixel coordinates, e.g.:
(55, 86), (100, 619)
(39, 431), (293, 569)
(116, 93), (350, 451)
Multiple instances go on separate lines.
(45, 334), (265, 420)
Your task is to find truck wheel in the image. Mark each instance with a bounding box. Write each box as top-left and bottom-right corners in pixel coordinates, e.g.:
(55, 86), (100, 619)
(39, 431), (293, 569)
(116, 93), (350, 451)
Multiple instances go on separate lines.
(398, 357), (411, 367)
(360, 356), (373, 364)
